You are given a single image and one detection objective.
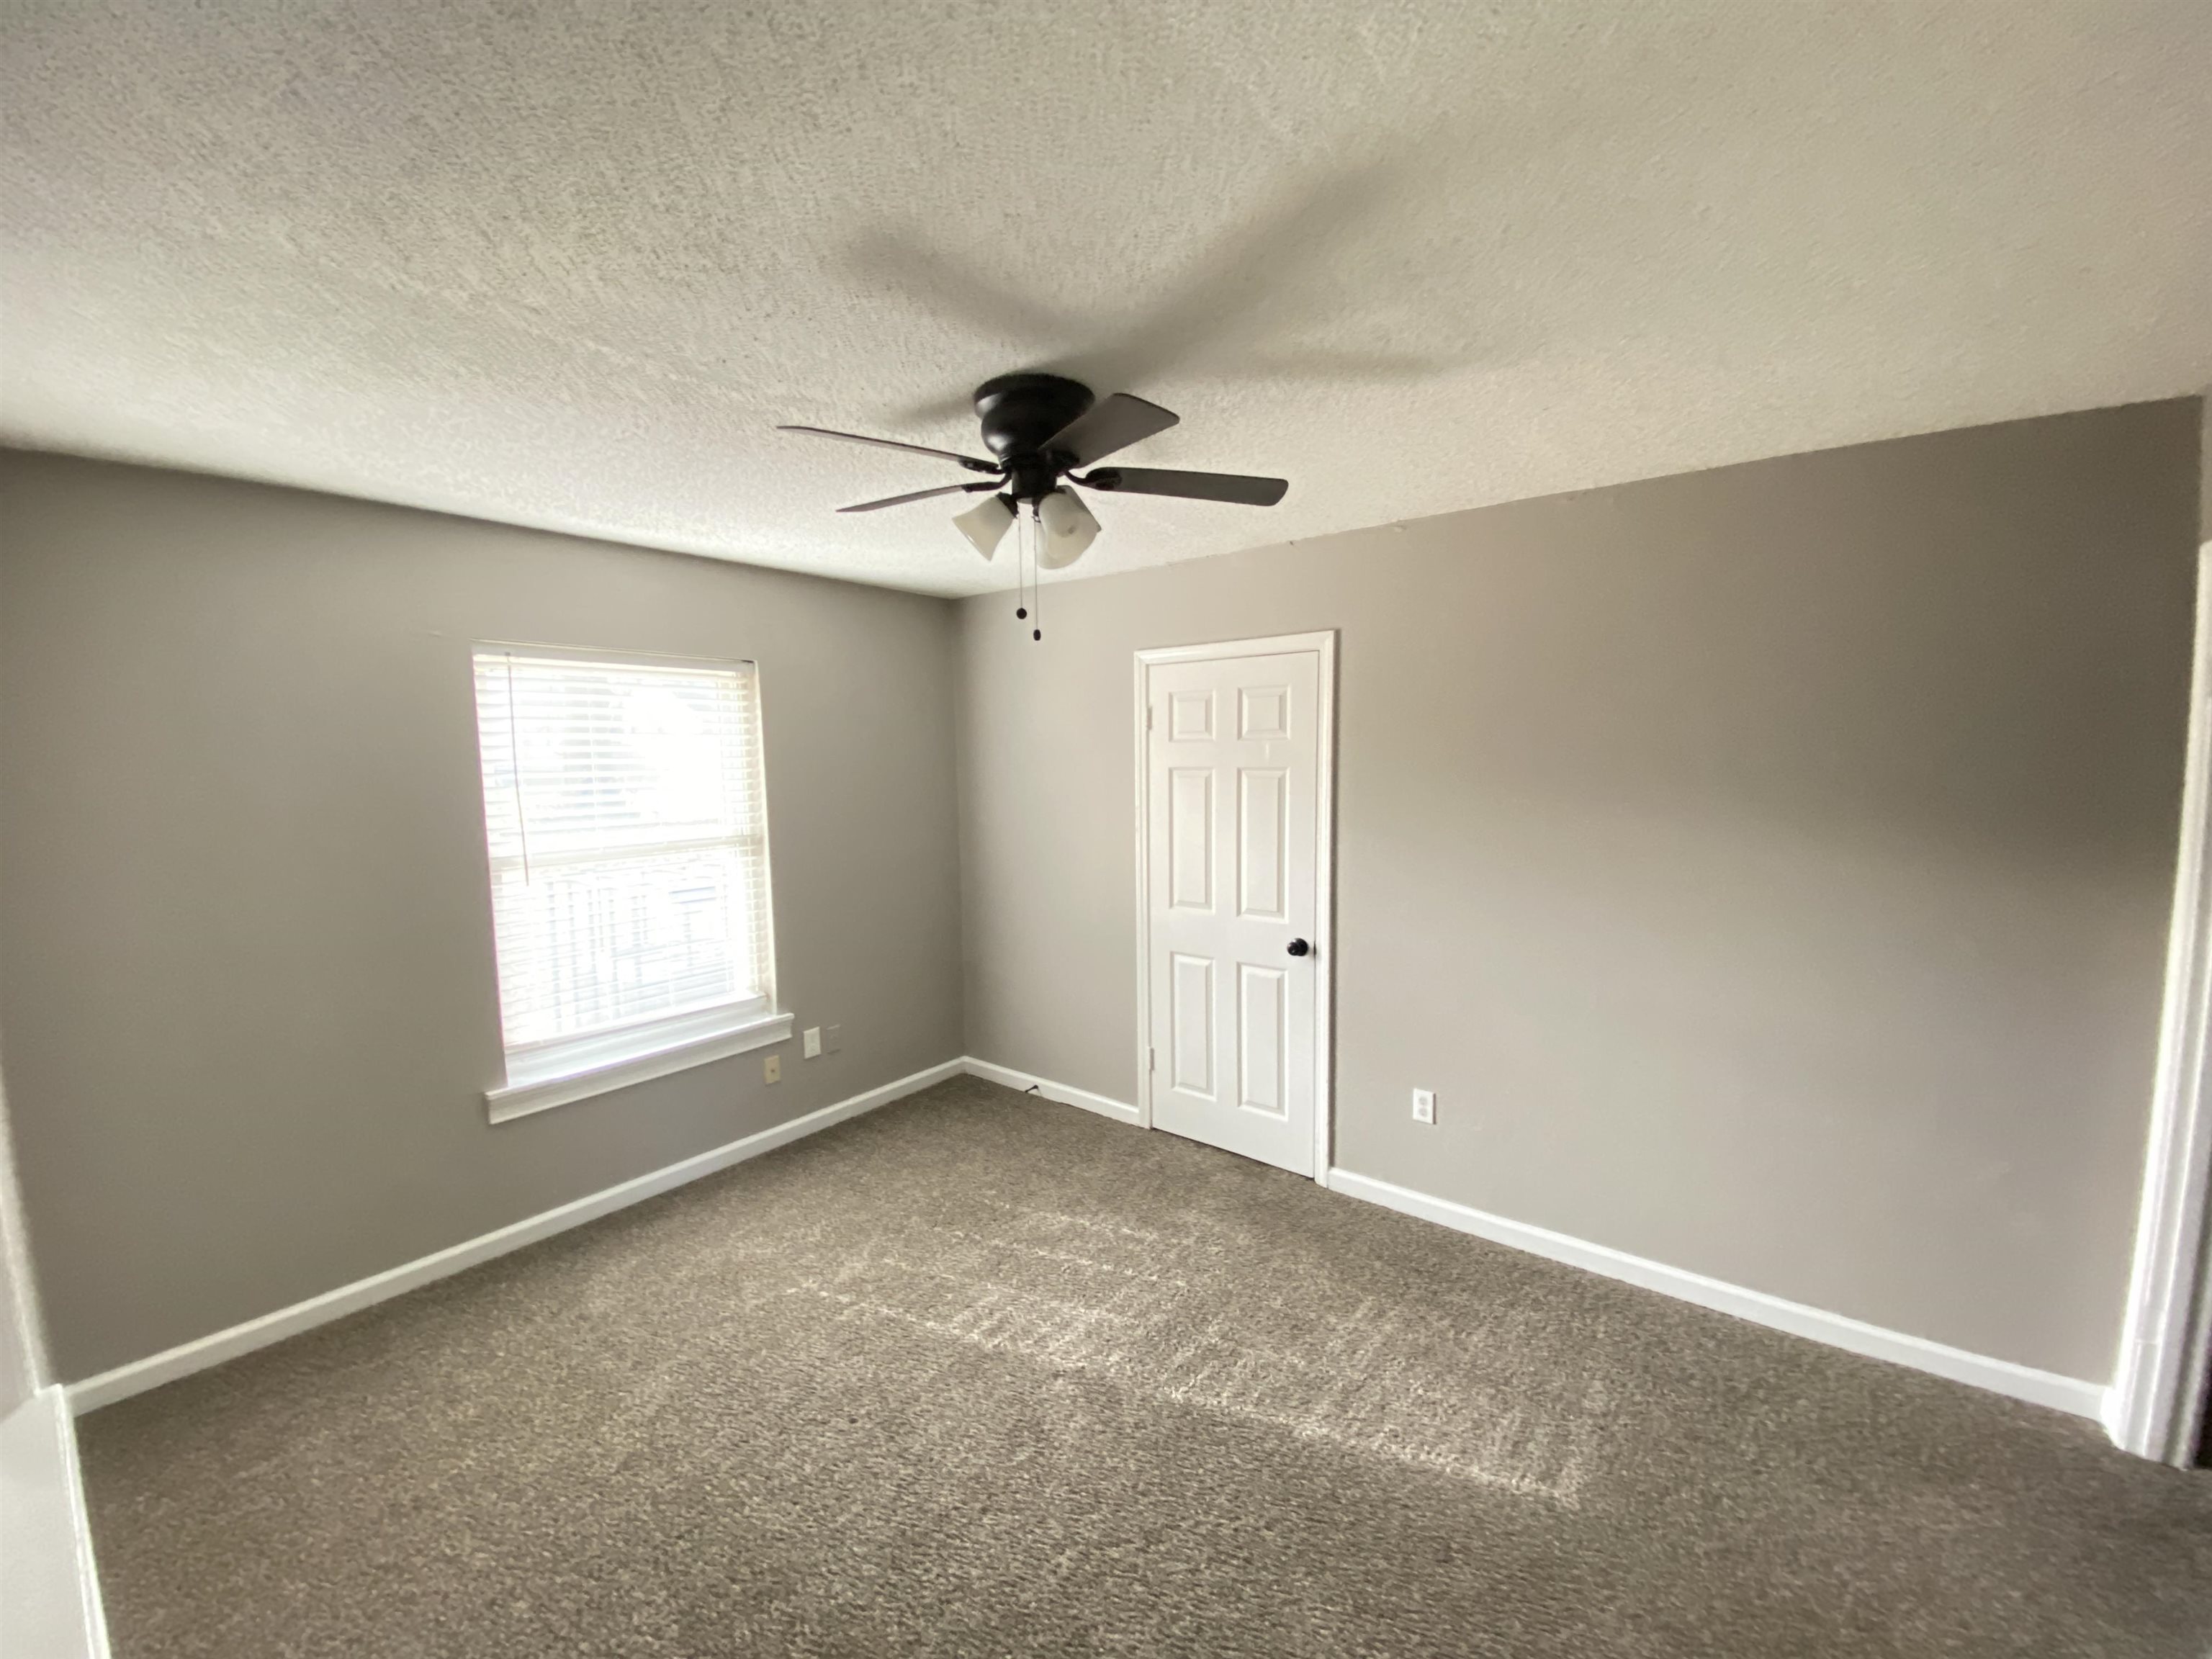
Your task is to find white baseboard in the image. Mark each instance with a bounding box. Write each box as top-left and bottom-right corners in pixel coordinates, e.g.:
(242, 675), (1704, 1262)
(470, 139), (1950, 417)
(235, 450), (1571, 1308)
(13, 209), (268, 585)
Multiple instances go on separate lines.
(1326, 1167), (2108, 1421)
(944, 1067), (2100, 1421)
(0, 1386), (111, 1657)
(60, 1055), (2108, 1430)
(66, 1058), (966, 1414)
(961, 1057), (1141, 1124)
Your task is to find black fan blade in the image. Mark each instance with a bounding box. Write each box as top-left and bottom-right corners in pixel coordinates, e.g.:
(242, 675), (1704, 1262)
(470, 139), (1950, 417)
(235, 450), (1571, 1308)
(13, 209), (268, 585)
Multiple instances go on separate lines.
(1076, 466), (1287, 506)
(778, 424), (1000, 475)
(837, 481), (1000, 514)
(1040, 393), (1179, 467)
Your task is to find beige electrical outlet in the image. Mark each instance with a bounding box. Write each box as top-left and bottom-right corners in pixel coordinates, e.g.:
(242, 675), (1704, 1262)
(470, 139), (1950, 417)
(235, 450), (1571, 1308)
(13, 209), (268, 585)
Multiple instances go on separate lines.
(763, 1053), (781, 1084)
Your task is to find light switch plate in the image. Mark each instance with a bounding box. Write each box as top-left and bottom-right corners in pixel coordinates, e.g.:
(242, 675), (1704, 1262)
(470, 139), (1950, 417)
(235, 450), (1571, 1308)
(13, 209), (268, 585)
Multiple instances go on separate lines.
(803, 1026), (822, 1059)
(764, 1053), (781, 1084)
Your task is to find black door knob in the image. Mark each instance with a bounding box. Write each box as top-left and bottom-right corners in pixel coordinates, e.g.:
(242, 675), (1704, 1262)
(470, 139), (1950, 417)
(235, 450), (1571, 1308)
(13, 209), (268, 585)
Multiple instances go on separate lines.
(1287, 938), (1311, 958)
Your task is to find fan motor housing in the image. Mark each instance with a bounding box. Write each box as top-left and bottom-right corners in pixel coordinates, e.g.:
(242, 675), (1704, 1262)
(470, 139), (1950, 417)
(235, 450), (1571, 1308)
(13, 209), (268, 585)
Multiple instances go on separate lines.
(974, 372), (1093, 463)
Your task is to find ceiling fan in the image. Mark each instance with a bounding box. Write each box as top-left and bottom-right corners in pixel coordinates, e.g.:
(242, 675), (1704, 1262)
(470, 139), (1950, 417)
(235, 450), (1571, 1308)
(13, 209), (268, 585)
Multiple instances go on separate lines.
(778, 372), (1288, 575)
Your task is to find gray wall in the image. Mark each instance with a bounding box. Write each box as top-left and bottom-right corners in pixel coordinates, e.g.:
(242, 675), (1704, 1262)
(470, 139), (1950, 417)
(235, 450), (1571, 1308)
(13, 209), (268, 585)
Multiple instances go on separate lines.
(958, 400), (2200, 1382)
(0, 452), (965, 1381)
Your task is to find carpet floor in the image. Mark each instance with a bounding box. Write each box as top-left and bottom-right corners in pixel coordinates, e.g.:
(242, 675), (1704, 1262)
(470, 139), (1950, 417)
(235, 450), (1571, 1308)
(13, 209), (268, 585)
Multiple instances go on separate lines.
(80, 1076), (2212, 1657)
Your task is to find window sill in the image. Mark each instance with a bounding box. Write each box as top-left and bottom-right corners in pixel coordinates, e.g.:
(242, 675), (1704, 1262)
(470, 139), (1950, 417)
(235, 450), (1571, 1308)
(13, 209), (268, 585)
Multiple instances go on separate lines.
(487, 1007), (793, 1123)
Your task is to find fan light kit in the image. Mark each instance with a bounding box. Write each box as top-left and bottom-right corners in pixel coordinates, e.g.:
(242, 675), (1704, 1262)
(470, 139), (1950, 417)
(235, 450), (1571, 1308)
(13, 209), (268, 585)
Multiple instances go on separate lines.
(1036, 487), (1100, 567)
(952, 493), (1016, 559)
(780, 373), (1287, 640)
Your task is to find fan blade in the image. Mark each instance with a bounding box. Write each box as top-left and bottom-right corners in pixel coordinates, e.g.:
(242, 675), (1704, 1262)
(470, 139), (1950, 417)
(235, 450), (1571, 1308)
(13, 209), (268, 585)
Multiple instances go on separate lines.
(1040, 393), (1179, 467)
(1076, 466), (1287, 506)
(778, 424), (1000, 475)
(837, 482), (999, 513)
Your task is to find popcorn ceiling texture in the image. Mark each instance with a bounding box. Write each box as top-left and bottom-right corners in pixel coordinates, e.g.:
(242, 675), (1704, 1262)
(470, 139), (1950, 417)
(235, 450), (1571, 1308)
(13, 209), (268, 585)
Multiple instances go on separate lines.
(4, 1), (2208, 596)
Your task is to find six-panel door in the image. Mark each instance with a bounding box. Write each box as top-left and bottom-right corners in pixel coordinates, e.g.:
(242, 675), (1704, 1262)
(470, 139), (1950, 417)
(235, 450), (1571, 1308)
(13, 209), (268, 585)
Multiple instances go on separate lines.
(1144, 647), (1321, 1176)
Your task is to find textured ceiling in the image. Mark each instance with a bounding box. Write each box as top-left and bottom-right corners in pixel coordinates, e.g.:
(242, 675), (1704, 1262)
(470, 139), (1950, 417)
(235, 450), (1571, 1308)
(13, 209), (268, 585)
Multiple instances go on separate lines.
(4, 3), (2208, 597)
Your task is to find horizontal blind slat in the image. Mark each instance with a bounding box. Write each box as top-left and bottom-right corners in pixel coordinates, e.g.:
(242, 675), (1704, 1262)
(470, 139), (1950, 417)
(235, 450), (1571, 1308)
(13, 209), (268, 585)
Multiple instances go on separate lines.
(473, 651), (774, 1051)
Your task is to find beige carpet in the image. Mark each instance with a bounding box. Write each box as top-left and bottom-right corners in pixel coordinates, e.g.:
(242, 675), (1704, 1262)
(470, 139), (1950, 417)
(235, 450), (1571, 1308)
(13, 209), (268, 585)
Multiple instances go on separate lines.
(80, 1076), (2212, 1657)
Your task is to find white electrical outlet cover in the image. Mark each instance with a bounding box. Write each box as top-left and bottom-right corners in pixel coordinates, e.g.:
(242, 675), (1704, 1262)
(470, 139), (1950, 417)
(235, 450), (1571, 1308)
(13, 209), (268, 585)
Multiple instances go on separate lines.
(1412, 1088), (1436, 1123)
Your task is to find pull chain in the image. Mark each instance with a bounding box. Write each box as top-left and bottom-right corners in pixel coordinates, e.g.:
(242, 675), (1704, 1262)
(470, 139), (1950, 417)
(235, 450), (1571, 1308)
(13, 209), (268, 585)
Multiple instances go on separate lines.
(1011, 504), (1042, 641)
(1014, 503), (1030, 624)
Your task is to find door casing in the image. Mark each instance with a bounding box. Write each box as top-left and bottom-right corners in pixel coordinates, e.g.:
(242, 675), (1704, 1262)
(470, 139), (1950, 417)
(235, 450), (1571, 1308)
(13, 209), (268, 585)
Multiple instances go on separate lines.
(1134, 631), (1337, 1177)
(2108, 542), (2212, 1465)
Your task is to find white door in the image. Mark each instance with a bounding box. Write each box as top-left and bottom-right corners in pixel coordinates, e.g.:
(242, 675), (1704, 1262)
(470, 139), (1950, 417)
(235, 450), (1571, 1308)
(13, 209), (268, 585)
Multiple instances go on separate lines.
(1141, 637), (1332, 1177)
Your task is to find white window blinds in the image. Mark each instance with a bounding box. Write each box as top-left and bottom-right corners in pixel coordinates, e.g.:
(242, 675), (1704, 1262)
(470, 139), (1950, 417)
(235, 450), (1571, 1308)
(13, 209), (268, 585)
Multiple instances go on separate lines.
(472, 650), (775, 1063)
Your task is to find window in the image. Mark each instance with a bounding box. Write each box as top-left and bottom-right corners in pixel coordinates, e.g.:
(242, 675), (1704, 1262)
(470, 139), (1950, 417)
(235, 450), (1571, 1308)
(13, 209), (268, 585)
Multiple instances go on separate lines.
(472, 647), (785, 1120)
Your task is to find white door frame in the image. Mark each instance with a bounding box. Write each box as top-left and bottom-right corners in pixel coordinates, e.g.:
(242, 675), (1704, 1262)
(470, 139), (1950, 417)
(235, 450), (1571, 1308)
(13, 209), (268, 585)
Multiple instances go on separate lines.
(1134, 631), (1338, 1177)
(2108, 542), (2212, 1465)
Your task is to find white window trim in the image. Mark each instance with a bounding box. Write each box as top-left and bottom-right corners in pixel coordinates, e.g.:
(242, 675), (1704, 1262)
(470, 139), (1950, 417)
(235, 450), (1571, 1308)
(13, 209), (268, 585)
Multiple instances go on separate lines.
(472, 639), (786, 1125)
(487, 1002), (793, 1123)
